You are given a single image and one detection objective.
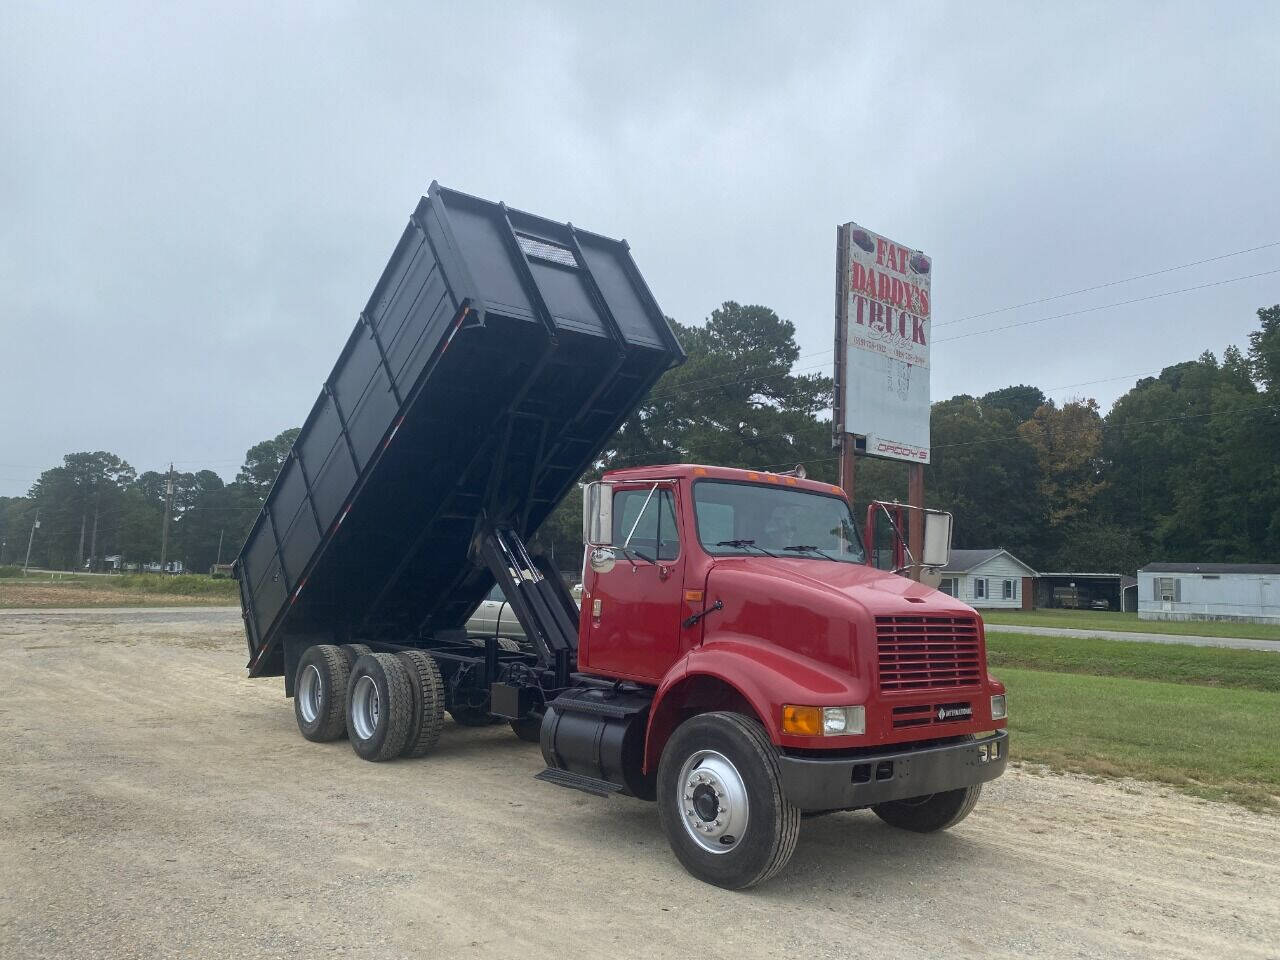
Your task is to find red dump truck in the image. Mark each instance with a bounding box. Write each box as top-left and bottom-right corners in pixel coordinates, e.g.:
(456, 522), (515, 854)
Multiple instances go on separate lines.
(236, 184), (1007, 889)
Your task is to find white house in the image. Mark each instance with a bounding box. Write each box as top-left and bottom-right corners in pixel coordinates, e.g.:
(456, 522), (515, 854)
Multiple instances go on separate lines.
(938, 548), (1038, 609)
(1138, 563), (1280, 624)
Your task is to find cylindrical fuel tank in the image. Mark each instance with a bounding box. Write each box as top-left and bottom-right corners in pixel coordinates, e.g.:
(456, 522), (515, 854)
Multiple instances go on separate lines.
(540, 686), (655, 800)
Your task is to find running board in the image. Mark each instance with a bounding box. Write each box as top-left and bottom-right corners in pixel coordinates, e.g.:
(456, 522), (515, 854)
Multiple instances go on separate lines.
(534, 767), (621, 798)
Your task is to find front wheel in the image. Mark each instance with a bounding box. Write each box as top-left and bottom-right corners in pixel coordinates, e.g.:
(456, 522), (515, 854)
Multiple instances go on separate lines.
(872, 784), (982, 833)
(656, 712), (800, 890)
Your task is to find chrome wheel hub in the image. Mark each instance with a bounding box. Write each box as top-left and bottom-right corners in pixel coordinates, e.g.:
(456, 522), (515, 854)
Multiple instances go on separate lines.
(350, 675), (381, 741)
(298, 664), (322, 724)
(677, 749), (749, 854)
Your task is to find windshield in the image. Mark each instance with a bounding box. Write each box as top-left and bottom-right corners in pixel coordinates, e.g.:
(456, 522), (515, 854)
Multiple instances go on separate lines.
(693, 480), (865, 563)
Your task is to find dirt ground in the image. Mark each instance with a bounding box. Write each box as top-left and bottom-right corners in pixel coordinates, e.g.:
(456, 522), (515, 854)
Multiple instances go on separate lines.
(1, 609), (1277, 960)
(0, 583), (234, 608)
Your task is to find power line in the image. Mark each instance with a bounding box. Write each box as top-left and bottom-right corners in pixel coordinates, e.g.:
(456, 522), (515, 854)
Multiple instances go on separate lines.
(649, 243), (1279, 399)
(755, 401), (1280, 470)
(642, 266), (1277, 404)
(645, 353), (832, 402)
(607, 400), (1280, 475)
(933, 240), (1280, 329)
(1041, 370), (1162, 394)
(934, 267), (1280, 345)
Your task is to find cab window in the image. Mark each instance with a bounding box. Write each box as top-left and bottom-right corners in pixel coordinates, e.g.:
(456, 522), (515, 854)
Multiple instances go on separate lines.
(612, 486), (680, 561)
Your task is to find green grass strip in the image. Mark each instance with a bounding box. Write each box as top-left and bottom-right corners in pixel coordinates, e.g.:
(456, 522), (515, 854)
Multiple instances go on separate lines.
(987, 632), (1280, 692)
(983, 608), (1279, 641)
(1001, 666), (1279, 812)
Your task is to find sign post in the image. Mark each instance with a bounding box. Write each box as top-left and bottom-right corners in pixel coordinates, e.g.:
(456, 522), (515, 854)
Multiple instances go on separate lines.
(833, 221), (932, 577)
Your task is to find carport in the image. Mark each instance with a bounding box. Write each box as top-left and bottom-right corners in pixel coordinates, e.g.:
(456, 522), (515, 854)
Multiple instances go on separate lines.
(1034, 573), (1126, 612)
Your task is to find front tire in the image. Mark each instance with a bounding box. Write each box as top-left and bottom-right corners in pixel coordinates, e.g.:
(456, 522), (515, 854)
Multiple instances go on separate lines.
(346, 653), (414, 762)
(872, 784), (982, 833)
(656, 712), (800, 890)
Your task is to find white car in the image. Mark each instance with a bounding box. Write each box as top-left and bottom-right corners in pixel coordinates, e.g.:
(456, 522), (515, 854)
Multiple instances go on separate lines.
(466, 582), (582, 638)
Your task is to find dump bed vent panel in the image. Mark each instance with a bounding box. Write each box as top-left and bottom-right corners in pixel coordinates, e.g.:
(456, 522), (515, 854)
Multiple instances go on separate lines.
(875, 615), (982, 693)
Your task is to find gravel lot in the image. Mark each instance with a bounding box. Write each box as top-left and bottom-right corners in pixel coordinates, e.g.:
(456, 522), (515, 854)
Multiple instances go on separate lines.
(1, 608), (1278, 960)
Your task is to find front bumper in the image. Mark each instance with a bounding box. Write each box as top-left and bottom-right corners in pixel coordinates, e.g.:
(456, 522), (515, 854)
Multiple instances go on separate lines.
(777, 731), (1008, 811)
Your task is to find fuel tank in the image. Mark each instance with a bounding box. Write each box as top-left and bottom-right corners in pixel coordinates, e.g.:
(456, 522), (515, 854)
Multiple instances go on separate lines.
(540, 685), (655, 800)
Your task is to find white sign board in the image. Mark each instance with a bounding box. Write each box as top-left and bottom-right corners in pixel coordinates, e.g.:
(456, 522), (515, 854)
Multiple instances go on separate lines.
(836, 221), (931, 463)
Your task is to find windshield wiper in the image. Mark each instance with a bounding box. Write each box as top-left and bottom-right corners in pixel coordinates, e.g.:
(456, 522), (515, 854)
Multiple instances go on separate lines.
(782, 544), (839, 562)
(715, 538), (779, 559)
(617, 545), (656, 566)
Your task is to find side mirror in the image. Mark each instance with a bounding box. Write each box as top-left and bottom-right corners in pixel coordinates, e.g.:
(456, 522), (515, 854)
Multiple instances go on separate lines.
(921, 510), (953, 568)
(582, 482), (613, 546)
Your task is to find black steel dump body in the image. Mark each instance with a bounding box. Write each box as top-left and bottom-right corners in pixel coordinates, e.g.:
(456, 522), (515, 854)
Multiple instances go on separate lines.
(236, 183), (682, 678)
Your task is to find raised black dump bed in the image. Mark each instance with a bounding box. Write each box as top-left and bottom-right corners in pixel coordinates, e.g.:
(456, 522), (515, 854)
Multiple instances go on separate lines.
(235, 183), (682, 683)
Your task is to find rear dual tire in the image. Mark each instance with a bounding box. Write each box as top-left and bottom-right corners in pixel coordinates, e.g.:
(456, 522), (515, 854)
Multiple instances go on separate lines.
(398, 649), (446, 758)
(346, 653), (415, 762)
(293, 644), (350, 742)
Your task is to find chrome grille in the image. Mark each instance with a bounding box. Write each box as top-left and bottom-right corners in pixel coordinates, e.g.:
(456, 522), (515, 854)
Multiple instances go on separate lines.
(876, 615), (982, 692)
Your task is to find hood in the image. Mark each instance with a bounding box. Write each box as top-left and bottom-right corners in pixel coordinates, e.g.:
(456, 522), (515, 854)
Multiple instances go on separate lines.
(711, 555), (975, 618)
(702, 556), (978, 677)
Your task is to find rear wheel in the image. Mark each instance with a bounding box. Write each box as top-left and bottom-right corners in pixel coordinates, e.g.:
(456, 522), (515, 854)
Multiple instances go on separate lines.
(293, 644), (349, 742)
(397, 650), (446, 758)
(656, 712), (800, 890)
(338, 643), (372, 670)
(467, 636), (522, 654)
(449, 705), (499, 726)
(509, 711), (543, 743)
(872, 784), (982, 833)
(346, 653), (414, 761)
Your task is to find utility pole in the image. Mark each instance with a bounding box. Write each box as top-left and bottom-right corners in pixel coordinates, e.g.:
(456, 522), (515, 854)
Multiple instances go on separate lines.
(833, 223), (858, 502)
(23, 509), (40, 573)
(215, 528), (225, 566)
(907, 463), (925, 582)
(88, 488), (100, 572)
(159, 464), (174, 574)
(76, 464), (91, 568)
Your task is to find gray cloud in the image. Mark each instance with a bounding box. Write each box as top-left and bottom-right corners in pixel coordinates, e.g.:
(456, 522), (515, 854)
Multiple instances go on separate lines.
(2, 1), (1277, 495)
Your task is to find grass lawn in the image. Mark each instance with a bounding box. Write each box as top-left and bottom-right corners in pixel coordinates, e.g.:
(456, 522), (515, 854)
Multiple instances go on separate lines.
(983, 607), (1280, 641)
(987, 631), (1280, 692)
(1000, 666), (1279, 812)
(0, 572), (239, 608)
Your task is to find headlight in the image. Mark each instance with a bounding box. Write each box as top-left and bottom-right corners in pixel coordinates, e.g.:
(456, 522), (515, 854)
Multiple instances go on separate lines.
(783, 704), (864, 736)
(823, 705), (865, 735)
(990, 694), (1007, 720)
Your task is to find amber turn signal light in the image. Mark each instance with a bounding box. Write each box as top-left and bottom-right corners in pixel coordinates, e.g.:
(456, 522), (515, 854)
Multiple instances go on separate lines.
(781, 704), (822, 736)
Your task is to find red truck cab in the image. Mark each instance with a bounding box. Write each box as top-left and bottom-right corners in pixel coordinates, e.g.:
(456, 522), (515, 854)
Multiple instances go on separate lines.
(549, 463), (1007, 887)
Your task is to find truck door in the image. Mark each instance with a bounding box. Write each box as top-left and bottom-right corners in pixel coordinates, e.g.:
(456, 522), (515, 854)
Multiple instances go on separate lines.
(582, 482), (684, 683)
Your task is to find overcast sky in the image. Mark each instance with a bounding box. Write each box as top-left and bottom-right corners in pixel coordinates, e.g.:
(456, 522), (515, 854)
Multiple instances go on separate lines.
(2, 2), (1277, 497)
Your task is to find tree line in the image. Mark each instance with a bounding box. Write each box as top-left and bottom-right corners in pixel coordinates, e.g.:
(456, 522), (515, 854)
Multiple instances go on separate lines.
(3, 303), (1276, 576)
(0, 430), (299, 574)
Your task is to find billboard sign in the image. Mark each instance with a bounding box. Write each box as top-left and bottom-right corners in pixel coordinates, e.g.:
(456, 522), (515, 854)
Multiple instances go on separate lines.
(835, 221), (931, 463)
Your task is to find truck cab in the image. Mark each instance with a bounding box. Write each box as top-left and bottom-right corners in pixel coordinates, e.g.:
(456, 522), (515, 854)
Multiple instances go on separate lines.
(541, 463), (1007, 887)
